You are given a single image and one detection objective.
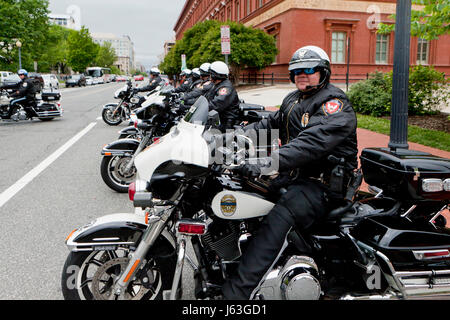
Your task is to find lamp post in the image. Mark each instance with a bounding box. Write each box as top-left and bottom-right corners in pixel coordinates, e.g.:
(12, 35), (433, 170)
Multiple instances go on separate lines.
(15, 40), (22, 70)
(388, 0), (411, 152)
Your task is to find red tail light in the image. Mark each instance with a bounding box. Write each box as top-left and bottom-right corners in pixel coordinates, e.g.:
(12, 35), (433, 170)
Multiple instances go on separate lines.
(413, 249), (450, 260)
(128, 182), (136, 201)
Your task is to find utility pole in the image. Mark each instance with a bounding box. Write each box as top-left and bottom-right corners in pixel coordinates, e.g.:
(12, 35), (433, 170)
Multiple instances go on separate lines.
(388, 0), (411, 152)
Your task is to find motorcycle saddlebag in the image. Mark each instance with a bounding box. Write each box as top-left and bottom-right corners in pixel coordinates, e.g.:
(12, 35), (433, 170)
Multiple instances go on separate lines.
(41, 91), (61, 101)
(360, 148), (450, 201)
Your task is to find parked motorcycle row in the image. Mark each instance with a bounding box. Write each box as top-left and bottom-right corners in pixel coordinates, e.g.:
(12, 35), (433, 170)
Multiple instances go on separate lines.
(61, 79), (450, 301)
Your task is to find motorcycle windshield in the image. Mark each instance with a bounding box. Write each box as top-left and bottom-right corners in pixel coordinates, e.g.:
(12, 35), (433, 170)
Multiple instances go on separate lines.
(114, 86), (127, 98)
(183, 96), (209, 125)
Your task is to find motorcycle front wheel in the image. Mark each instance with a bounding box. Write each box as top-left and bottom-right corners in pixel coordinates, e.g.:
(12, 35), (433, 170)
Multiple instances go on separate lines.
(102, 105), (123, 126)
(100, 155), (136, 193)
(61, 248), (175, 300)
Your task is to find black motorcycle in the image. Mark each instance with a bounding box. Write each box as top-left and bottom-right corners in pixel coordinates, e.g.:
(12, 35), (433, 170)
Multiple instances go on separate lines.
(0, 89), (62, 122)
(100, 86), (186, 193)
(61, 98), (450, 300)
(101, 93), (273, 193)
(101, 80), (160, 126)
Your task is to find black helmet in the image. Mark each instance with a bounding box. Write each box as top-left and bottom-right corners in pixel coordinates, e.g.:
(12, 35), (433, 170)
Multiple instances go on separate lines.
(288, 46), (331, 87)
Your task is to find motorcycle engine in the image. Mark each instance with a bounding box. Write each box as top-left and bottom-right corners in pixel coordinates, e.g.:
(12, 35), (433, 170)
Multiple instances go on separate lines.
(11, 110), (28, 121)
(256, 256), (321, 300)
(201, 220), (241, 261)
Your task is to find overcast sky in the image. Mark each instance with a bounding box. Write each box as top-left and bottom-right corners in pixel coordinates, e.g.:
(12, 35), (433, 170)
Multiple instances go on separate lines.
(48, 0), (186, 70)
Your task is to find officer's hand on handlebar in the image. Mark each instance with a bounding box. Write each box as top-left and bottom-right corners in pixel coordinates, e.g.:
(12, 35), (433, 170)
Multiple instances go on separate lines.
(236, 157), (273, 178)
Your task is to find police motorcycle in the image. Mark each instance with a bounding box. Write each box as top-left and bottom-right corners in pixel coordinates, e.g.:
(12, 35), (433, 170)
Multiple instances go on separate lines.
(0, 88), (62, 122)
(101, 80), (162, 126)
(100, 85), (187, 193)
(62, 95), (450, 300)
(102, 91), (272, 193)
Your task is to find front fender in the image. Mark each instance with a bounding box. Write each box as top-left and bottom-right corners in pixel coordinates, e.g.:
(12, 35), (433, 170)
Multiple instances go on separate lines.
(118, 126), (139, 136)
(101, 138), (140, 156)
(103, 102), (119, 109)
(65, 213), (176, 253)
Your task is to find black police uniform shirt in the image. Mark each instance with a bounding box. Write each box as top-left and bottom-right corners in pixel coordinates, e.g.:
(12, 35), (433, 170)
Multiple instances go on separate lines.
(137, 75), (163, 92)
(183, 78), (214, 105)
(205, 79), (240, 126)
(174, 77), (194, 93)
(246, 83), (358, 176)
(13, 77), (36, 99)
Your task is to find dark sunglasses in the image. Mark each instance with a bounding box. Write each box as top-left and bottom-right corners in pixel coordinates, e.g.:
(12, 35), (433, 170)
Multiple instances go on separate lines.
(293, 67), (317, 75)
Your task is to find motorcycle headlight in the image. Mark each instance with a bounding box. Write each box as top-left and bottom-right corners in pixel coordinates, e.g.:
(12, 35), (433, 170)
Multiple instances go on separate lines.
(422, 179), (444, 192)
(130, 97), (140, 104)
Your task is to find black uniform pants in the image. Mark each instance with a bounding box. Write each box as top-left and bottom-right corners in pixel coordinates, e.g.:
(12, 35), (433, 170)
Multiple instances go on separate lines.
(222, 179), (330, 300)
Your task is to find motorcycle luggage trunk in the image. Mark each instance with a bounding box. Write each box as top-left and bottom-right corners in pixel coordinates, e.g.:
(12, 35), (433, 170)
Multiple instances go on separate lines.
(41, 91), (61, 101)
(351, 215), (450, 269)
(360, 148), (450, 201)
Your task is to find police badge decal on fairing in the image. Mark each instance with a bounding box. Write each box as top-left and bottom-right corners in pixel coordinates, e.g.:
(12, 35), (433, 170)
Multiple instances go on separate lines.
(220, 195), (237, 216)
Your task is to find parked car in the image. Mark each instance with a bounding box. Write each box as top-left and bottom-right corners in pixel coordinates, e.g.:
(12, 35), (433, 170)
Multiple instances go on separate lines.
(66, 74), (86, 87)
(115, 75), (127, 82)
(42, 74), (60, 90)
(134, 75), (144, 81)
(1, 74), (20, 91)
(96, 77), (104, 84)
(28, 72), (44, 92)
(0, 71), (13, 85)
(85, 76), (93, 86)
(92, 77), (99, 85)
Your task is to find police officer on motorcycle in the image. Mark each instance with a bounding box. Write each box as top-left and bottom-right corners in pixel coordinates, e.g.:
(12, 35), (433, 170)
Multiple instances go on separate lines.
(0, 69), (37, 119)
(222, 46), (358, 300)
(174, 69), (193, 94)
(205, 61), (240, 132)
(181, 63), (214, 106)
(134, 67), (164, 93)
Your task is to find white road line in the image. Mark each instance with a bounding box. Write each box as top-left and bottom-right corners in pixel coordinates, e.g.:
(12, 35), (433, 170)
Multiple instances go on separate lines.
(0, 122), (97, 209)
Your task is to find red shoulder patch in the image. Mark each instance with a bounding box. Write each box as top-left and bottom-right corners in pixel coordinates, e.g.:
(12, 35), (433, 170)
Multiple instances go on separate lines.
(322, 99), (343, 115)
(218, 87), (228, 96)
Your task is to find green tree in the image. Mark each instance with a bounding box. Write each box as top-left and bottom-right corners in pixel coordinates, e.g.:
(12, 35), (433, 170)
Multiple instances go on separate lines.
(160, 20), (278, 83)
(0, 0), (50, 71)
(378, 0), (450, 40)
(94, 42), (117, 68)
(67, 26), (98, 73)
(38, 25), (71, 73)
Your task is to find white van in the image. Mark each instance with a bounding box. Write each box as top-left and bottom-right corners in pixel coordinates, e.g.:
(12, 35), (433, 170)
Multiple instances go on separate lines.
(0, 71), (13, 85)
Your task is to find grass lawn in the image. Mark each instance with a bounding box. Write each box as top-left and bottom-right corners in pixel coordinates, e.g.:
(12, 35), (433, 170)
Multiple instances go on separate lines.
(357, 114), (450, 152)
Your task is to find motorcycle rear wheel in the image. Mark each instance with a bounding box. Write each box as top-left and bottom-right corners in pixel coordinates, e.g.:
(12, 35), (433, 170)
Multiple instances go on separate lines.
(100, 155), (136, 193)
(61, 249), (175, 300)
(102, 106), (123, 126)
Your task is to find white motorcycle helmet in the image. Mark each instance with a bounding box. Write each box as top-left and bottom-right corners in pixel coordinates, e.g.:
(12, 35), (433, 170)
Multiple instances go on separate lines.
(150, 67), (160, 76)
(180, 69), (192, 77)
(192, 68), (201, 80)
(210, 61), (229, 80)
(199, 63), (211, 77)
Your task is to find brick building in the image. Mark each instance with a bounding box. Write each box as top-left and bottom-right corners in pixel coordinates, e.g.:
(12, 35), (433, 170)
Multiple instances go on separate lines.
(173, 0), (450, 81)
